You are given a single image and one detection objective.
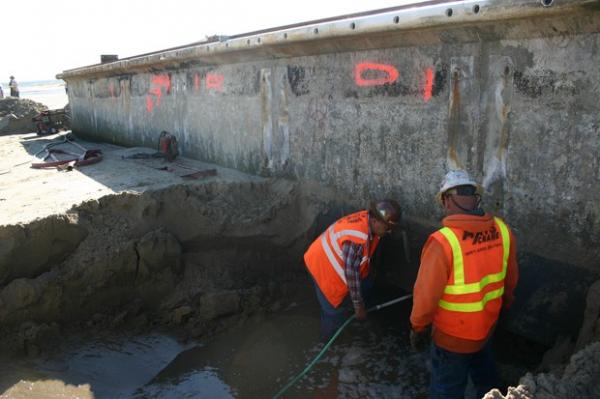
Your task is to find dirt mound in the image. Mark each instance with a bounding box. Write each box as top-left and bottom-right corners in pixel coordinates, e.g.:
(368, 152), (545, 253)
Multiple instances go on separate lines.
(0, 179), (341, 354)
(484, 342), (600, 399)
(0, 97), (47, 118)
(485, 279), (600, 399)
(0, 97), (48, 134)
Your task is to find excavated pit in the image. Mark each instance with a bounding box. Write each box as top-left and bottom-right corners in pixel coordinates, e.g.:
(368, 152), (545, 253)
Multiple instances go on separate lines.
(0, 177), (347, 397)
(1, 135), (599, 398)
(0, 178), (336, 346)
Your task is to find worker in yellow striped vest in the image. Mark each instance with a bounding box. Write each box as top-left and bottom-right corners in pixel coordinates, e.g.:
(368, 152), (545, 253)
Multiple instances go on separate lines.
(410, 170), (519, 399)
(305, 200), (402, 340)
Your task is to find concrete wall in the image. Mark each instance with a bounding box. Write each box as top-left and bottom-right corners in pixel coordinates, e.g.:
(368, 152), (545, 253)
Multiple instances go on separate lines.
(61, 0), (600, 344)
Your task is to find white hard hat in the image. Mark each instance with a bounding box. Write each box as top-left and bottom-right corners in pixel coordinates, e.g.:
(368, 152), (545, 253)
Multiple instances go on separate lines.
(436, 170), (480, 203)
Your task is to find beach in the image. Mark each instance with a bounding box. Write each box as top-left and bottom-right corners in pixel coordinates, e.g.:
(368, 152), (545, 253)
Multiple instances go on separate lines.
(3, 79), (68, 109)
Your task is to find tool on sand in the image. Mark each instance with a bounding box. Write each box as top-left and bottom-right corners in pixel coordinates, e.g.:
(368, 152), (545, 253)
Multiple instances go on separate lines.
(31, 133), (102, 170)
(32, 109), (68, 136)
(158, 131), (179, 161)
(272, 293), (413, 399)
(121, 131), (179, 162)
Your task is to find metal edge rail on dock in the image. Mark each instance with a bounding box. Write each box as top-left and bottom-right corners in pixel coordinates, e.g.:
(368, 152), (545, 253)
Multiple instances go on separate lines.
(57, 0), (596, 79)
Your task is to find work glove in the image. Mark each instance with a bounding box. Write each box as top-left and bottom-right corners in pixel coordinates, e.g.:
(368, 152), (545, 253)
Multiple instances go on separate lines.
(410, 328), (429, 352)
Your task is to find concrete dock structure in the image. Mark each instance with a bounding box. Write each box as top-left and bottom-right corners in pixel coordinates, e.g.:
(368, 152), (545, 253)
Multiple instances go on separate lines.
(58, 0), (600, 345)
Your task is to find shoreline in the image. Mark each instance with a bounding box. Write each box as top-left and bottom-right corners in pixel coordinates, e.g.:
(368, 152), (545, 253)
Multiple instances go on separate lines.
(2, 80), (69, 110)
(22, 91), (69, 110)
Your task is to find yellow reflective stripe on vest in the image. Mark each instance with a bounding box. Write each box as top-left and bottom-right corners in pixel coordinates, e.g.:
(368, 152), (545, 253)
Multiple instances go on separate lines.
(439, 217), (510, 309)
(439, 287), (505, 312)
(439, 227), (464, 285)
(495, 217), (510, 277)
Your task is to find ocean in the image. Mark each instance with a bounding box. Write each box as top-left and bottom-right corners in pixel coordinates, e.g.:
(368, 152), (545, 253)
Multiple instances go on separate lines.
(2, 79), (69, 110)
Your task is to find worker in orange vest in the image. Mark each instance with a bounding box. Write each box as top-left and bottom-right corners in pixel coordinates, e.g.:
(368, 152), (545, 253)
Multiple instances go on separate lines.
(304, 200), (402, 340)
(410, 170), (519, 399)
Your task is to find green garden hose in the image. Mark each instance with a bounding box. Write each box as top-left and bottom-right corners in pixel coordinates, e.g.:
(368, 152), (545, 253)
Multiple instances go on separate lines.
(272, 293), (413, 399)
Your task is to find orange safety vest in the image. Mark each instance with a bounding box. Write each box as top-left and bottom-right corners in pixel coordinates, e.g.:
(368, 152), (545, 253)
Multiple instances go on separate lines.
(432, 217), (511, 340)
(304, 210), (380, 308)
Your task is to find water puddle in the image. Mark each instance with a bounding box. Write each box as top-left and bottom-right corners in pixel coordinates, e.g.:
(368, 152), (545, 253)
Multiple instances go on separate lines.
(0, 334), (188, 398)
(0, 296), (448, 398)
(136, 298), (429, 398)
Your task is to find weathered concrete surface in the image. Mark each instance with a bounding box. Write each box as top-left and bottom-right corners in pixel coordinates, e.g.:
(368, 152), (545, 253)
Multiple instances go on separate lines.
(57, 0), (600, 344)
(59, 1), (600, 268)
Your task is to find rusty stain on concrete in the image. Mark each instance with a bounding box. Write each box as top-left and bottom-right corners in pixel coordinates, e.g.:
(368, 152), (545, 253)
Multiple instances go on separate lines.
(447, 67), (463, 170)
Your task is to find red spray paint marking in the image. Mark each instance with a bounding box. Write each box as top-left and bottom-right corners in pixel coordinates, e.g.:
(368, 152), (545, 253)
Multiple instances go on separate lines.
(145, 74), (171, 113)
(354, 62), (399, 87)
(194, 73), (200, 91)
(109, 82), (115, 98)
(423, 67), (434, 102)
(146, 96), (154, 113)
(205, 73), (224, 91)
(152, 74), (172, 94)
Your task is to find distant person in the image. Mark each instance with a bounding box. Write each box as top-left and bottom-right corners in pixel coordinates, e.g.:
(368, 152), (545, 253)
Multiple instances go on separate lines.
(9, 76), (19, 97)
(0, 83), (4, 99)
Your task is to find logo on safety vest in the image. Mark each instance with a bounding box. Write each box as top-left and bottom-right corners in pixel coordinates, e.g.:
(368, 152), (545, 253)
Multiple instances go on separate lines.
(344, 215), (363, 223)
(462, 226), (500, 245)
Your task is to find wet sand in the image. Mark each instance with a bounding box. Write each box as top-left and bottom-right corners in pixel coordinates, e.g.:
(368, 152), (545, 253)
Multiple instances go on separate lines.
(23, 91), (68, 110)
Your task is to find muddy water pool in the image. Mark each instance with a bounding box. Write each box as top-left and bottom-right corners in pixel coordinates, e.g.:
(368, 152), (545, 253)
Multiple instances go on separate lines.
(2, 294), (529, 398)
(135, 298), (429, 399)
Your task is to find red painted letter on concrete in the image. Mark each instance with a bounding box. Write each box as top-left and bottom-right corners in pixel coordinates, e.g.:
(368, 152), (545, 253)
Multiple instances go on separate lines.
(206, 73), (224, 91)
(423, 67), (434, 102)
(146, 74), (172, 113)
(146, 96), (154, 113)
(355, 62), (399, 87)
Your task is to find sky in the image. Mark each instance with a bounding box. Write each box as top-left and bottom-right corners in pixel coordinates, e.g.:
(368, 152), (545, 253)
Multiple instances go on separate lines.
(1, 0), (427, 82)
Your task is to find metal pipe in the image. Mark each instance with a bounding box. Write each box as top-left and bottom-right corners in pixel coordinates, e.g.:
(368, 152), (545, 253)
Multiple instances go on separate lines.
(367, 293), (413, 312)
(58, 0), (594, 79)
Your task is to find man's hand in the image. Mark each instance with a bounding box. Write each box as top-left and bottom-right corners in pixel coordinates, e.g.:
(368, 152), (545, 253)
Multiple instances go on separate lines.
(410, 329), (429, 352)
(354, 304), (367, 321)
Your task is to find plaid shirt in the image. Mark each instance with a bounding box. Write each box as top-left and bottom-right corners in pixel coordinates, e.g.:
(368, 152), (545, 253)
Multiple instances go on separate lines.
(342, 241), (365, 310)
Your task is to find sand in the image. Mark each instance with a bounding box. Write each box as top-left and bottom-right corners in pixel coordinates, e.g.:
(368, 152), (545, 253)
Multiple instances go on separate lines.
(0, 131), (260, 226)
(23, 91), (68, 110)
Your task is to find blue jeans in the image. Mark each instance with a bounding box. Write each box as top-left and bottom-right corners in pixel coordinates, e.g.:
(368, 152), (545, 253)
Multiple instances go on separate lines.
(430, 340), (501, 399)
(312, 277), (374, 341)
